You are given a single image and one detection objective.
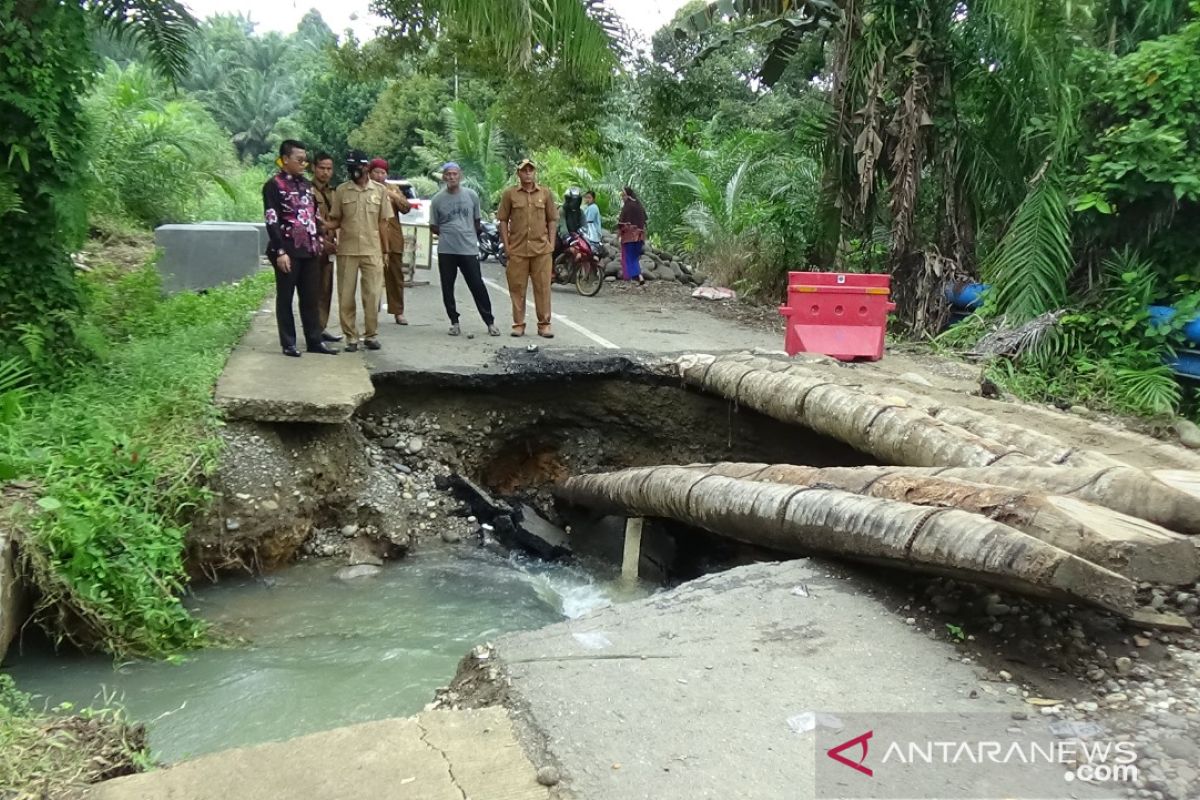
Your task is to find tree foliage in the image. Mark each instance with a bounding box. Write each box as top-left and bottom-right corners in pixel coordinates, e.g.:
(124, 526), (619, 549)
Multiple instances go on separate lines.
(2, 1), (105, 369)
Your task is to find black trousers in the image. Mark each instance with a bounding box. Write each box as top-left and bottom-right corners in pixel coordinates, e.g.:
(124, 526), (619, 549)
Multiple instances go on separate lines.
(438, 253), (494, 325)
(274, 255), (323, 350)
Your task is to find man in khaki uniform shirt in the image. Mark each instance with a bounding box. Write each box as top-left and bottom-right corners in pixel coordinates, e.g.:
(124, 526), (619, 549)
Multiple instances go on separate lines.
(325, 151), (391, 351)
(368, 158), (412, 325)
(310, 152), (341, 340)
(496, 158), (558, 338)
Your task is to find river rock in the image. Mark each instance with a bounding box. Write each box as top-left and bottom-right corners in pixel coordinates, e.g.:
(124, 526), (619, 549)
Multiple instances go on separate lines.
(536, 767), (560, 787)
(405, 436), (425, 454)
(442, 529), (462, 544)
(1161, 736), (1200, 761)
(335, 564), (381, 581)
(1175, 419), (1200, 449)
(347, 537), (385, 567)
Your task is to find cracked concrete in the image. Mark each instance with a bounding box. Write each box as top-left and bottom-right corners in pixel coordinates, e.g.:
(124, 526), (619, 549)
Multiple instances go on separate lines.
(417, 718), (468, 800)
(215, 300), (375, 424)
(85, 708), (549, 800)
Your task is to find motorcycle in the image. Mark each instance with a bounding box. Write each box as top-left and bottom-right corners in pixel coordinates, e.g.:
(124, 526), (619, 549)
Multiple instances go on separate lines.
(552, 230), (604, 297)
(477, 220), (507, 265)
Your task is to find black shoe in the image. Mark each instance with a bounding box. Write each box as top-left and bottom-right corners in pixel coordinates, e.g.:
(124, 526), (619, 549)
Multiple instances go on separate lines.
(363, 338), (381, 351)
(345, 342), (359, 352)
(282, 346), (301, 358)
(307, 344), (339, 355)
(321, 331), (343, 343)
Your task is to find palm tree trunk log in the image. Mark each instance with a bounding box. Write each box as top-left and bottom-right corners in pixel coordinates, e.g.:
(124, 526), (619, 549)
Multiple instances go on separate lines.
(682, 463), (1198, 585)
(673, 354), (1033, 468)
(672, 354), (1143, 470)
(556, 466), (1140, 616)
(856, 386), (1121, 470)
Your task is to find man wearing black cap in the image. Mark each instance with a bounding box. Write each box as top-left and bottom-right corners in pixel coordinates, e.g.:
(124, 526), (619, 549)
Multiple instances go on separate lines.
(496, 158), (558, 338)
(325, 150), (391, 351)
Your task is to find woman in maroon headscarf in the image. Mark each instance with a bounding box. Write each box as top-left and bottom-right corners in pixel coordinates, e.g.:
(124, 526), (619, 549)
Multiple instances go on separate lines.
(617, 186), (647, 287)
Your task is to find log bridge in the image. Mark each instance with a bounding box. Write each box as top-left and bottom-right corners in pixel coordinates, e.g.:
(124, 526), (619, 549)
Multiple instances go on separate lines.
(554, 354), (1200, 628)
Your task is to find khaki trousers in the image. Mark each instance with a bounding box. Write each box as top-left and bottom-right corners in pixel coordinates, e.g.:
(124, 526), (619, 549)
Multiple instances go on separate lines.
(506, 253), (553, 332)
(383, 251), (406, 316)
(337, 253), (383, 342)
(318, 253), (335, 331)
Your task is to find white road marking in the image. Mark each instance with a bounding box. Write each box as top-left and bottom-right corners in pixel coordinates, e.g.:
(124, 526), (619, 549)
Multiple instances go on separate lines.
(482, 277), (619, 349)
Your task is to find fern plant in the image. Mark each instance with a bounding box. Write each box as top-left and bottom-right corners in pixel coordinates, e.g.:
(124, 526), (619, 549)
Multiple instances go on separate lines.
(982, 173), (1073, 321)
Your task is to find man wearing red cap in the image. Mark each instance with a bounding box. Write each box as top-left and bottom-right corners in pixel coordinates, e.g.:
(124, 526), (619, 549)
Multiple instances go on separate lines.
(368, 159), (412, 325)
(325, 150), (391, 351)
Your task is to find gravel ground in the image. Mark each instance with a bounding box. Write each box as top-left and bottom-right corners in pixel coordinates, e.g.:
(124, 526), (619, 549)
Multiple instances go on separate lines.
(858, 568), (1200, 800)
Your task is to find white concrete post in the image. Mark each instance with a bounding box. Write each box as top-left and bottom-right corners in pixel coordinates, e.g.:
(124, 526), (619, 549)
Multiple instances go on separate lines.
(621, 517), (644, 581)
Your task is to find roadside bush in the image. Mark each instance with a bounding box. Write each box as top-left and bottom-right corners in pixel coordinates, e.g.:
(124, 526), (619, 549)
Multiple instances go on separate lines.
(0, 267), (270, 657)
(978, 251), (1200, 418)
(83, 61), (244, 227)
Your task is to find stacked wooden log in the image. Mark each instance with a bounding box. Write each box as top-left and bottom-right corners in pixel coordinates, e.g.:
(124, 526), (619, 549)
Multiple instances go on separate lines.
(555, 353), (1200, 627)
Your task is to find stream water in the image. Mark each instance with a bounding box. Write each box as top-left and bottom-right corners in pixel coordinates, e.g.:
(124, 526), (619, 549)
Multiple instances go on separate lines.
(4, 548), (645, 763)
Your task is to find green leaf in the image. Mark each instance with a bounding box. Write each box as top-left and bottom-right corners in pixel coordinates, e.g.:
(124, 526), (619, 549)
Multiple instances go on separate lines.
(37, 496), (63, 511)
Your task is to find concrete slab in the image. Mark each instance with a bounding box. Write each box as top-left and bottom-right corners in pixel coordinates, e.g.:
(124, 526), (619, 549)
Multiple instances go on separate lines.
(487, 559), (1113, 800)
(155, 224), (261, 294)
(199, 220), (269, 254)
(86, 708), (549, 800)
(214, 300), (374, 424)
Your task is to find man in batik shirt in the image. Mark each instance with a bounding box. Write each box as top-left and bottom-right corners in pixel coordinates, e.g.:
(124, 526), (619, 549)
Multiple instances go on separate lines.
(263, 139), (337, 357)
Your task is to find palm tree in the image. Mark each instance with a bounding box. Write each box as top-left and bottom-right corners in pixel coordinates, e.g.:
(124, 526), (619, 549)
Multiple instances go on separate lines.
(1, 0), (196, 363)
(215, 70), (298, 161)
(376, 0), (622, 83)
(675, 0), (1195, 333)
(87, 0), (197, 82)
(413, 102), (509, 207)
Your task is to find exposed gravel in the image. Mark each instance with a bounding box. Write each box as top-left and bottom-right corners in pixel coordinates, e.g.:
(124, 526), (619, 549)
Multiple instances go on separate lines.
(858, 567), (1200, 800)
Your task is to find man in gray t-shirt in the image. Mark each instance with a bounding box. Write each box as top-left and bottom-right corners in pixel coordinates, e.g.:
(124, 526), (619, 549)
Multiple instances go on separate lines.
(429, 163), (499, 337)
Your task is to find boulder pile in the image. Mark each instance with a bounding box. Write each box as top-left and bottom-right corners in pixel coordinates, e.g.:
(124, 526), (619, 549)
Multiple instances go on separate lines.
(598, 233), (700, 285)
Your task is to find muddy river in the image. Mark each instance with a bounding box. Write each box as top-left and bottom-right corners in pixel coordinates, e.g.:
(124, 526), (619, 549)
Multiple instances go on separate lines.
(6, 548), (647, 762)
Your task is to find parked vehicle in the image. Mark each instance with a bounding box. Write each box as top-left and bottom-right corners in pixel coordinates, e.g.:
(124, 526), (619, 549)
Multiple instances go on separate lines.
(386, 179), (428, 224)
(553, 230), (603, 296)
(478, 220), (507, 265)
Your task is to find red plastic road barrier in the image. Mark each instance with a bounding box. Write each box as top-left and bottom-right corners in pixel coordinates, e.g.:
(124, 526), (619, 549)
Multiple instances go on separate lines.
(778, 272), (896, 361)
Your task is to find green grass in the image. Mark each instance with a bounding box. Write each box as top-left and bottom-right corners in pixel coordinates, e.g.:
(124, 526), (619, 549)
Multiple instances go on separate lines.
(0, 674), (151, 798)
(1, 264), (270, 658)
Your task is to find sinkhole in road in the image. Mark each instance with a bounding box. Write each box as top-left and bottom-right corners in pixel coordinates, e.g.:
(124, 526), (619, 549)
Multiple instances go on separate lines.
(364, 373), (876, 582)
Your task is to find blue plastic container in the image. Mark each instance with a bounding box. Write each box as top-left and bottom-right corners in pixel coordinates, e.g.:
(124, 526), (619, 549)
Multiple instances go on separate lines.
(944, 282), (989, 311)
(1148, 305), (1200, 346)
(1169, 350), (1200, 380)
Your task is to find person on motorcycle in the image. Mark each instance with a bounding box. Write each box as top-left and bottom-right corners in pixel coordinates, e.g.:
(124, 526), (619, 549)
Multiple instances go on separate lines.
(559, 188), (586, 240)
(582, 191), (602, 248)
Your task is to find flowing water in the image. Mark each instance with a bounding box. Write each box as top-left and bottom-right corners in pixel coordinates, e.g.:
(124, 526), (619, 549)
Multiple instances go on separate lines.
(4, 548), (646, 763)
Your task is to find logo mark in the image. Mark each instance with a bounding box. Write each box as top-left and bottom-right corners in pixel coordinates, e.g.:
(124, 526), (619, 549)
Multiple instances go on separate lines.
(827, 730), (874, 777)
